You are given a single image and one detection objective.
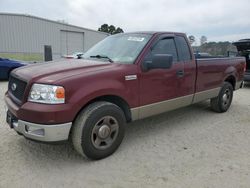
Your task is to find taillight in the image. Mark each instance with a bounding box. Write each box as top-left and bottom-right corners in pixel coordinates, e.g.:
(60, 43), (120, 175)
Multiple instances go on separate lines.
(244, 62), (246, 72)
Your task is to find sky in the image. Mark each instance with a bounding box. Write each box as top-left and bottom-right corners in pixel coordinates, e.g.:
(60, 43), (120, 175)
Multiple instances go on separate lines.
(0, 0), (250, 43)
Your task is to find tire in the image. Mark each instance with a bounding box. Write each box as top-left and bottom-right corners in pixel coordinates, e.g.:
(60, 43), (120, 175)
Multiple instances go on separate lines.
(210, 82), (234, 113)
(71, 101), (126, 160)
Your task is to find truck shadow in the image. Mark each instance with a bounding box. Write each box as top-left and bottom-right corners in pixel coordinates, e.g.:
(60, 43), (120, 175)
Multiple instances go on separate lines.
(17, 100), (215, 164)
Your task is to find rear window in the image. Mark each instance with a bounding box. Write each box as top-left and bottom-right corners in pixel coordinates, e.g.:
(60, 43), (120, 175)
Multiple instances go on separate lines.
(175, 36), (192, 61)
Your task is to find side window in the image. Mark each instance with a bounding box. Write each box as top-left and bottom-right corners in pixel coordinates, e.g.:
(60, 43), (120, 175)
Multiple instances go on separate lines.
(145, 38), (178, 62)
(175, 36), (192, 61)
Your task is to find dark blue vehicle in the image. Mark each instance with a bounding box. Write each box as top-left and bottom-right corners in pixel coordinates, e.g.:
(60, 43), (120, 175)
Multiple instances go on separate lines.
(0, 58), (27, 80)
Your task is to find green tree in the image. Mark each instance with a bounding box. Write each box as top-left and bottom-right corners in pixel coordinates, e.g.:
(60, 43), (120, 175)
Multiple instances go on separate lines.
(98, 24), (124, 35)
(113, 27), (124, 34)
(196, 41), (237, 56)
(108, 25), (116, 34)
(98, 24), (109, 33)
(188, 35), (196, 45)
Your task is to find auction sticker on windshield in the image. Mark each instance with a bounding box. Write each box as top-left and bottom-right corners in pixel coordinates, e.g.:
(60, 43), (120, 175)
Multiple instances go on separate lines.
(127, 36), (145, 42)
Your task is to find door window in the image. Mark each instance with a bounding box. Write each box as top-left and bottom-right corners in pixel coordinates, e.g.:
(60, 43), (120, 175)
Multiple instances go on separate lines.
(175, 36), (192, 61)
(145, 38), (178, 62)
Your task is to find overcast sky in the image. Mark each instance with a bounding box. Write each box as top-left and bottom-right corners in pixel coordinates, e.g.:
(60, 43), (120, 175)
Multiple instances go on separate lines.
(0, 0), (249, 43)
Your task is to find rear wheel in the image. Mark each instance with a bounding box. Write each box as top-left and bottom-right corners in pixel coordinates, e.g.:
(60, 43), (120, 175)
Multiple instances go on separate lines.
(71, 101), (126, 160)
(210, 82), (233, 113)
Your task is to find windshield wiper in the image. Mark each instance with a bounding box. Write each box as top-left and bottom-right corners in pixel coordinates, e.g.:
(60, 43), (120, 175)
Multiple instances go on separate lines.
(90, 55), (113, 63)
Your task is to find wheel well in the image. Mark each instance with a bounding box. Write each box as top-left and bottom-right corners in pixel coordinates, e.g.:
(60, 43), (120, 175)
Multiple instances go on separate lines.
(79, 95), (132, 123)
(225, 75), (236, 90)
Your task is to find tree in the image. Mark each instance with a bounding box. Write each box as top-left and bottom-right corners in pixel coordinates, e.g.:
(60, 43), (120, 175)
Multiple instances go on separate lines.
(113, 27), (124, 34)
(98, 24), (124, 35)
(195, 41), (237, 56)
(108, 25), (116, 34)
(98, 24), (109, 33)
(200, 36), (207, 45)
(188, 35), (196, 45)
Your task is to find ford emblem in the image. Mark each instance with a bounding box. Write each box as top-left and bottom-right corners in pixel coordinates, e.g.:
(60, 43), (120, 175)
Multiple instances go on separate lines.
(11, 83), (17, 91)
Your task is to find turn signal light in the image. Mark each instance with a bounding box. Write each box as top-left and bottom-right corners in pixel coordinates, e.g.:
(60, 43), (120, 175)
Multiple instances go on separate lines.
(56, 87), (65, 99)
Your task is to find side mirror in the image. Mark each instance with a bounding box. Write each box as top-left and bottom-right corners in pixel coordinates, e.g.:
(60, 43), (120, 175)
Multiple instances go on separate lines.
(144, 54), (173, 70)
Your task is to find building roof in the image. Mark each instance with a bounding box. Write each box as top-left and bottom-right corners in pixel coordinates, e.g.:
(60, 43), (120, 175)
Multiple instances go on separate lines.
(0, 12), (109, 35)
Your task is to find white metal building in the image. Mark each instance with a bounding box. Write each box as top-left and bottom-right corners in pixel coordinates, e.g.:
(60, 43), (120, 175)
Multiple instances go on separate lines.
(0, 13), (109, 61)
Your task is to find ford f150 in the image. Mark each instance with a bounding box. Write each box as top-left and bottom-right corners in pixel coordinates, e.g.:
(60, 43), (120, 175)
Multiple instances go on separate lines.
(5, 32), (246, 159)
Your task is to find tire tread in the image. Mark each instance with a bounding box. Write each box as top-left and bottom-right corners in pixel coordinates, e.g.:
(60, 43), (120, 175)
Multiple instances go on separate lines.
(71, 101), (124, 159)
(210, 82), (233, 113)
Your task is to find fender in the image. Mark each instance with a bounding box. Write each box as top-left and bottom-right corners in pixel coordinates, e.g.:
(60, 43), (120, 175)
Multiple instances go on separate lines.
(223, 65), (237, 86)
(67, 78), (138, 121)
(224, 66), (237, 78)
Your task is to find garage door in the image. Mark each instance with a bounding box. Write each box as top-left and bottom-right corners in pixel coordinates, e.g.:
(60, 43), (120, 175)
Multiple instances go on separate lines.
(60, 31), (84, 55)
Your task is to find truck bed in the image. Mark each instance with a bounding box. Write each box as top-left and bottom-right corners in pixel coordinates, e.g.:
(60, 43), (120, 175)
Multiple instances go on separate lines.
(195, 57), (245, 92)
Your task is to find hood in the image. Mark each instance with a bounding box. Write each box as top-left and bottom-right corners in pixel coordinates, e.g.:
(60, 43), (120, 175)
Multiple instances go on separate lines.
(12, 59), (115, 83)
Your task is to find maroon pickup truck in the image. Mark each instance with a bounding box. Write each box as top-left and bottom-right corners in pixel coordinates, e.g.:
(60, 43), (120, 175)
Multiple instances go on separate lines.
(5, 32), (245, 159)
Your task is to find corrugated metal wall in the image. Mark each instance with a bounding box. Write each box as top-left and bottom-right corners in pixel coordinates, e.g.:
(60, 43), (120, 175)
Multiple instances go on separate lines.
(60, 31), (84, 55)
(0, 13), (108, 60)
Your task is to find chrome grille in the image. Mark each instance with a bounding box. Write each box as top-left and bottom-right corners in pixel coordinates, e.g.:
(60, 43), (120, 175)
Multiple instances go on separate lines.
(8, 75), (27, 102)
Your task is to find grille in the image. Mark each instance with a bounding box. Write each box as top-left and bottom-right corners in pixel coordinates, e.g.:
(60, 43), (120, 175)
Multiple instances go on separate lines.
(8, 75), (27, 102)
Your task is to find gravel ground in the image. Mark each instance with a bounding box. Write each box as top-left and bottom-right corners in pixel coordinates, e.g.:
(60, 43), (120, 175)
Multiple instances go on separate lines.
(1, 81), (250, 188)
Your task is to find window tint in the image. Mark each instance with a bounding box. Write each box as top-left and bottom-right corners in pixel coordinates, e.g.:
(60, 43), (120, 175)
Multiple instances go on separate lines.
(175, 36), (192, 61)
(151, 38), (178, 62)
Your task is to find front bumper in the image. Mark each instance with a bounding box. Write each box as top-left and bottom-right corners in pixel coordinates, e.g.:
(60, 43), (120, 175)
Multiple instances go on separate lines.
(4, 92), (75, 124)
(7, 112), (72, 142)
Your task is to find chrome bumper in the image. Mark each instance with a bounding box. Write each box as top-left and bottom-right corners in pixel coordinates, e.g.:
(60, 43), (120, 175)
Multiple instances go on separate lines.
(12, 120), (72, 142)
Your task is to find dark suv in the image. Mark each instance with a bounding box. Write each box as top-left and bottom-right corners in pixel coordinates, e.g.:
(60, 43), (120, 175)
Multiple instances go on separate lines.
(233, 39), (250, 81)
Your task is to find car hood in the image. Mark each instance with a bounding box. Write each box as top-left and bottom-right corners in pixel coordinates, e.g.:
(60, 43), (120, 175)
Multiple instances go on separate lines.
(12, 59), (115, 83)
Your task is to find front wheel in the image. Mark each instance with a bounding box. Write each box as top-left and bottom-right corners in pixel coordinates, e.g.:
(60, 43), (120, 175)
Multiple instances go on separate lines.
(71, 101), (126, 160)
(210, 82), (233, 113)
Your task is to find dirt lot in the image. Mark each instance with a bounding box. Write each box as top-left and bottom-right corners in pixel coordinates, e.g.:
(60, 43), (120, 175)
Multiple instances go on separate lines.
(0, 81), (250, 188)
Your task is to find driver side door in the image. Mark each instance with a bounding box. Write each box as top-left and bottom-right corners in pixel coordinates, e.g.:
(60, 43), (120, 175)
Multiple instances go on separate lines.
(138, 35), (186, 119)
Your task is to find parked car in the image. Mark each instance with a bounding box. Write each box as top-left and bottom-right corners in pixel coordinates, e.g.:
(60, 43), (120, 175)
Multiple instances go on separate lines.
(5, 32), (245, 160)
(0, 58), (27, 80)
(62, 52), (84, 59)
(233, 39), (250, 81)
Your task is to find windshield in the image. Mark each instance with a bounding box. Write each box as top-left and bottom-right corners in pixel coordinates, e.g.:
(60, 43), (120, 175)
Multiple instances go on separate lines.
(82, 33), (152, 64)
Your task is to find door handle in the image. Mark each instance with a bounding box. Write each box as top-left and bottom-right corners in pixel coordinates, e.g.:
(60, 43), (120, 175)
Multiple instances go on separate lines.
(176, 70), (184, 77)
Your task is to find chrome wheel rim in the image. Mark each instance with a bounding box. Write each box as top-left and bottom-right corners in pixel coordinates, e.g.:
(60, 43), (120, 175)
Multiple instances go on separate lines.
(222, 89), (231, 107)
(91, 116), (119, 150)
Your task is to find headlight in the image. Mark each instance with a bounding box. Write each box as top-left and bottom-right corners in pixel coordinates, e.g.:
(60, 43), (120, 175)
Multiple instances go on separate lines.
(28, 84), (65, 104)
